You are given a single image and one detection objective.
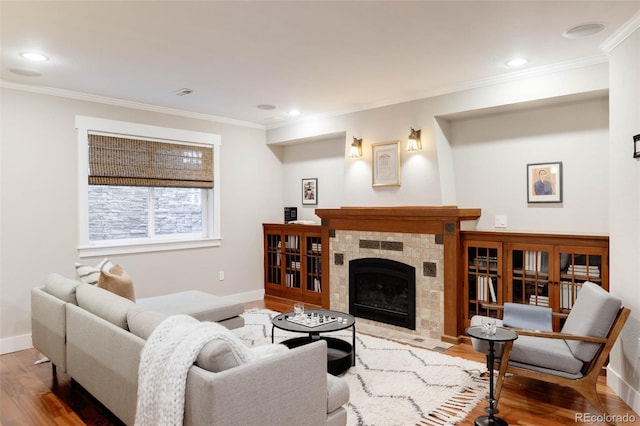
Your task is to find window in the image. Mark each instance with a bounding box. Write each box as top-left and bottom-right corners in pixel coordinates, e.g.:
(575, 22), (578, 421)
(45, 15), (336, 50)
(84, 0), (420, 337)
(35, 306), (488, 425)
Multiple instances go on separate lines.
(76, 116), (221, 256)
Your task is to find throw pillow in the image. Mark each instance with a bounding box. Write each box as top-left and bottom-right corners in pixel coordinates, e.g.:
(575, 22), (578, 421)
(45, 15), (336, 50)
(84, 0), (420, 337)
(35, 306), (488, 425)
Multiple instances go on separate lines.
(98, 264), (135, 301)
(75, 258), (114, 285)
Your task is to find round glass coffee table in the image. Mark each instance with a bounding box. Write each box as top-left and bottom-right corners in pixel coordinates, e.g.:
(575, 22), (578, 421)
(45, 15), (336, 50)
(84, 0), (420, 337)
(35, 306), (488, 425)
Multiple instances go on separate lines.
(466, 325), (518, 426)
(271, 309), (356, 375)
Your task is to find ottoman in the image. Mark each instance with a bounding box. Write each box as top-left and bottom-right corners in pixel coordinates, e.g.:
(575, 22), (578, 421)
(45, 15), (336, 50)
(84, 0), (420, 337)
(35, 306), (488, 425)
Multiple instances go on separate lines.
(137, 290), (245, 329)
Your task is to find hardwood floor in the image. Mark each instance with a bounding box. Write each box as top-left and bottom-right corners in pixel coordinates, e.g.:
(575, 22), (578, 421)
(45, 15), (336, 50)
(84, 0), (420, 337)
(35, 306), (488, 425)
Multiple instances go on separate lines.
(1, 296), (636, 426)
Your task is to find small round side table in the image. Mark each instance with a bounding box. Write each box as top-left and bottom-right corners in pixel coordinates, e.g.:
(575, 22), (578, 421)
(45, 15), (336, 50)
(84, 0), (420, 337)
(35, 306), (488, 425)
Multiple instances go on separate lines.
(466, 325), (518, 426)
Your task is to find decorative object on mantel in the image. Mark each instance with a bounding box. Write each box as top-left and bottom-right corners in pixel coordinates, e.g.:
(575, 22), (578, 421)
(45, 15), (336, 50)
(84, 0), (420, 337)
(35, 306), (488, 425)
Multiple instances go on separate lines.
(284, 207), (297, 223)
(372, 141), (401, 187)
(527, 161), (563, 203)
(634, 133), (639, 159)
(302, 178), (318, 205)
(237, 309), (487, 426)
(407, 127), (422, 152)
(349, 137), (363, 158)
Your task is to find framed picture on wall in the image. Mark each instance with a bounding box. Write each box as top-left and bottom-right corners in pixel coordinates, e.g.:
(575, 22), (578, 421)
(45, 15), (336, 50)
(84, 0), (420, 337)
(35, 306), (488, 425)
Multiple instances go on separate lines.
(527, 161), (562, 203)
(302, 178), (318, 205)
(372, 141), (401, 187)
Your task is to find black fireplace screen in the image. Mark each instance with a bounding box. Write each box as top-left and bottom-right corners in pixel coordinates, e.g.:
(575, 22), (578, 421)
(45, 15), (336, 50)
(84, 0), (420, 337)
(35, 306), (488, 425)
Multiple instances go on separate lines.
(349, 258), (416, 330)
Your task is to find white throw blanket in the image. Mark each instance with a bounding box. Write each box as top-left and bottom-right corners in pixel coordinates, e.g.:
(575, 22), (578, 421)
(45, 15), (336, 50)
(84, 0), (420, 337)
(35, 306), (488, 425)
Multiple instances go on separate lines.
(135, 315), (254, 426)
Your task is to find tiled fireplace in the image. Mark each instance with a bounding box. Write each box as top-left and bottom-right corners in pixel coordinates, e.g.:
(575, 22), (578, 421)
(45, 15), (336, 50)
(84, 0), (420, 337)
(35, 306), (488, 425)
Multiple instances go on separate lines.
(315, 206), (481, 343)
(331, 230), (444, 340)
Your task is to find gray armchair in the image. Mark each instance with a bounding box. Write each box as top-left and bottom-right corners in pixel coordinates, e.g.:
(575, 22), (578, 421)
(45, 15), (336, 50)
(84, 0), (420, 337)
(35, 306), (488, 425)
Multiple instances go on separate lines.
(471, 282), (630, 424)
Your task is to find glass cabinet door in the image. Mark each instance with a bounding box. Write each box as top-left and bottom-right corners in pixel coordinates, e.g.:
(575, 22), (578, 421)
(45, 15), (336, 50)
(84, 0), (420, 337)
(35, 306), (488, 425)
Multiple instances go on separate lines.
(465, 242), (501, 322)
(284, 234), (301, 289)
(265, 232), (282, 285)
(557, 247), (605, 313)
(306, 235), (322, 294)
(508, 244), (553, 309)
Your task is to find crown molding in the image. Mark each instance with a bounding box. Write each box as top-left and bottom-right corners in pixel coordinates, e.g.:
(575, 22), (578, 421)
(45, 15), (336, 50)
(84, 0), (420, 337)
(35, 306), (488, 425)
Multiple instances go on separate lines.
(601, 10), (640, 53)
(0, 81), (266, 130)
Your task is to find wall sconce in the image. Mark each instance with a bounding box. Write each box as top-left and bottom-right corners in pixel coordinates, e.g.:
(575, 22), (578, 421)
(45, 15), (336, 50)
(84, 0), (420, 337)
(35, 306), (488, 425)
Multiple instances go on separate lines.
(407, 127), (422, 152)
(350, 137), (363, 158)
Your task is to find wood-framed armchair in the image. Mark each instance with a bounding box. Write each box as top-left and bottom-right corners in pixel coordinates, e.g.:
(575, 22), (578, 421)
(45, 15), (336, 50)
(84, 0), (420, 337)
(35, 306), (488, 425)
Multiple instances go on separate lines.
(471, 282), (630, 425)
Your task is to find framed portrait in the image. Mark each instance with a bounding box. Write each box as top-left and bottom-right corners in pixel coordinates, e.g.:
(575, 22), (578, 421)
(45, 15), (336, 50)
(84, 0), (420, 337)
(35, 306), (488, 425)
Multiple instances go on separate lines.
(527, 162), (562, 203)
(302, 178), (318, 205)
(372, 141), (401, 187)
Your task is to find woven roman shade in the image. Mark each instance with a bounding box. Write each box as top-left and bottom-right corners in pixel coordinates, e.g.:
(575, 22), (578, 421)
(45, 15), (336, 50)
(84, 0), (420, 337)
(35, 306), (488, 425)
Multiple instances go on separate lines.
(88, 134), (213, 188)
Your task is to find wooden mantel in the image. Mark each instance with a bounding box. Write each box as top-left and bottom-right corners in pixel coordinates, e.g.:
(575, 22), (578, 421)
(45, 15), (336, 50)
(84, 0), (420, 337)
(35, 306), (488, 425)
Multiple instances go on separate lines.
(315, 206), (481, 343)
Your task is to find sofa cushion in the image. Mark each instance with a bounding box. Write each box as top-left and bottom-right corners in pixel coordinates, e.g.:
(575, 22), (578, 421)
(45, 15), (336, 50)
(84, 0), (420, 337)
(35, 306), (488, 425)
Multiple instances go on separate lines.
(75, 258), (114, 285)
(44, 273), (81, 304)
(136, 290), (244, 322)
(510, 334), (584, 375)
(127, 306), (167, 340)
(192, 322), (257, 372)
(98, 265), (135, 301)
(76, 283), (136, 330)
(561, 281), (621, 362)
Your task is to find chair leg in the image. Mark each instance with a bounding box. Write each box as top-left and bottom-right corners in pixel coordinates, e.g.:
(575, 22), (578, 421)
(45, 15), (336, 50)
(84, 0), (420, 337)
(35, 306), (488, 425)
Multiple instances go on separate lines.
(494, 340), (513, 402)
(52, 363), (57, 375)
(576, 379), (614, 425)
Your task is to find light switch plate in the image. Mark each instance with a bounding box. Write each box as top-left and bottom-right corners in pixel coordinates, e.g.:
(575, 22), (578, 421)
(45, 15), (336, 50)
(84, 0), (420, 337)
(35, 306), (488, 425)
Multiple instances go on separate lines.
(494, 215), (507, 228)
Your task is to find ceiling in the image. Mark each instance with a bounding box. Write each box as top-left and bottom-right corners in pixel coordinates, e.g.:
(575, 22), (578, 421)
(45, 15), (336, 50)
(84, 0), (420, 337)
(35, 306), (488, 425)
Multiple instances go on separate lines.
(2, 1), (639, 127)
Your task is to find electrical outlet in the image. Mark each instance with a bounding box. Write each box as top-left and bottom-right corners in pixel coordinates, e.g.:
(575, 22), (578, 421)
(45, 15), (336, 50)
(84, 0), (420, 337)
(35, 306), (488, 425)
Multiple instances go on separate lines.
(218, 271), (224, 281)
(494, 215), (507, 228)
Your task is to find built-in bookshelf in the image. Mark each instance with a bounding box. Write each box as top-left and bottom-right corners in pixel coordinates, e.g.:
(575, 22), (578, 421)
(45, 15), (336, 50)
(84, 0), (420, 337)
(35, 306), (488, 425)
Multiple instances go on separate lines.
(263, 223), (325, 306)
(462, 231), (609, 331)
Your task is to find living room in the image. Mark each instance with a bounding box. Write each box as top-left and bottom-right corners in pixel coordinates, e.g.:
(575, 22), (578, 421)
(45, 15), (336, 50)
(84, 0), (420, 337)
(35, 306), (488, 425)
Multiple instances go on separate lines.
(1, 1), (639, 425)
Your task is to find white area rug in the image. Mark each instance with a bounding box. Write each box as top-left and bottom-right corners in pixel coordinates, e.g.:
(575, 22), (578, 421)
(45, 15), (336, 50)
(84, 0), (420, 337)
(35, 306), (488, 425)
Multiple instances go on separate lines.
(234, 309), (488, 426)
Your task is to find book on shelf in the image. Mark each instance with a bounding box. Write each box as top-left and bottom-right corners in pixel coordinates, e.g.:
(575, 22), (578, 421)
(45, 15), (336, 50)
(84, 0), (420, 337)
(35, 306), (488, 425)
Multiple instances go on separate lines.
(313, 278), (321, 292)
(524, 250), (548, 273)
(285, 236), (300, 250)
(529, 294), (549, 307)
(310, 242), (322, 252)
(560, 282), (581, 309)
(566, 265), (600, 277)
(474, 255), (498, 268)
(476, 276), (497, 303)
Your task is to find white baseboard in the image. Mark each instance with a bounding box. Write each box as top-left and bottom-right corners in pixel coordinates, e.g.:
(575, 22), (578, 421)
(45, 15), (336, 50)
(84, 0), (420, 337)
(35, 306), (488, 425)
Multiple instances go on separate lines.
(225, 289), (265, 304)
(1, 333), (33, 355)
(607, 365), (640, 416)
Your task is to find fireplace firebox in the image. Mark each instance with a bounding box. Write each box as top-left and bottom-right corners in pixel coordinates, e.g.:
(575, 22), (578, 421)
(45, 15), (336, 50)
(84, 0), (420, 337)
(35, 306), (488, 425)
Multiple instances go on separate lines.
(349, 258), (416, 330)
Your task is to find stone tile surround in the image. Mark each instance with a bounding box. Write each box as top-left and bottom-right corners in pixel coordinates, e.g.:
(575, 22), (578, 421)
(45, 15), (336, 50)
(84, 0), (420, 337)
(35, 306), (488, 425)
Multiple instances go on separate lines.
(329, 230), (445, 340)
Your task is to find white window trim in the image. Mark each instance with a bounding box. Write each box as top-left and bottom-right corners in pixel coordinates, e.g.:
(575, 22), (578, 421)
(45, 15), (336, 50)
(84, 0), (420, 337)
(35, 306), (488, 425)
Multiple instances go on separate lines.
(76, 115), (221, 257)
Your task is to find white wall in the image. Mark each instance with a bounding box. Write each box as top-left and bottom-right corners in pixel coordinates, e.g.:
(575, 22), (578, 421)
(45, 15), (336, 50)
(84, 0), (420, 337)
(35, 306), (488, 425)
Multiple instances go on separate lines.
(268, 64), (609, 224)
(607, 27), (640, 414)
(449, 96), (609, 234)
(0, 87), (283, 352)
(281, 136), (345, 222)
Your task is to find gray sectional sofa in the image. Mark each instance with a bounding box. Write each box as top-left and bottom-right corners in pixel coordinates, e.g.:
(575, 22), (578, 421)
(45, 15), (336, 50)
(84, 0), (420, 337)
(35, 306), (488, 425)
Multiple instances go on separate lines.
(31, 274), (349, 425)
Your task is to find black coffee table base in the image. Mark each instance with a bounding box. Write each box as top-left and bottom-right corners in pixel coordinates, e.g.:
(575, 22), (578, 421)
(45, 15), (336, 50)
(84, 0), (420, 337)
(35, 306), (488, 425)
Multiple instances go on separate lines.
(475, 415), (508, 426)
(281, 336), (353, 376)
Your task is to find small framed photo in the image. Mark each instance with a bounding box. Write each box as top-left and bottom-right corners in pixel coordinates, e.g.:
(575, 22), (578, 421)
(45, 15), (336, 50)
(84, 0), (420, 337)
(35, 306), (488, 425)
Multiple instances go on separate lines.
(372, 141), (401, 187)
(302, 178), (318, 205)
(527, 162), (562, 203)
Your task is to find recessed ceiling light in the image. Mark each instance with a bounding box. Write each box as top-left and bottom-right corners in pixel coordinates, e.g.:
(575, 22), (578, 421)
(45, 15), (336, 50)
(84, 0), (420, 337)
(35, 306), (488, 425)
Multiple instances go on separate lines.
(505, 58), (528, 68)
(174, 88), (194, 96)
(20, 52), (49, 62)
(287, 109), (301, 117)
(563, 23), (605, 39)
(257, 104), (276, 110)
